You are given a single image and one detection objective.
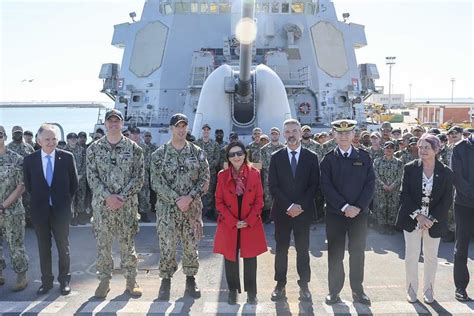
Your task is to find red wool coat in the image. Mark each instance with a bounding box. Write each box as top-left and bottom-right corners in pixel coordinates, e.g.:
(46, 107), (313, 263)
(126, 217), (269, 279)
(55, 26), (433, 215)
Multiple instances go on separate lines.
(213, 165), (267, 261)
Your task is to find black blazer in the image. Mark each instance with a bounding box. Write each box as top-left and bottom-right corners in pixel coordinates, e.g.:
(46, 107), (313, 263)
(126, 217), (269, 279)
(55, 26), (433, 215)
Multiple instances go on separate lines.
(24, 149), (78, 223)
(268, 147), (320, 222)
(396, 159), (453, 238)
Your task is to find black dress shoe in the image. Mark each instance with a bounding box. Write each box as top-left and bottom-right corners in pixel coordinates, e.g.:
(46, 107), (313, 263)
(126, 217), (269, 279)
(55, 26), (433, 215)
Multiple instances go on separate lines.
(299, 286), (312, 302)
(325, 293), (341, 305)
(247, 292), (258, 305)
(37, 284), (53, 295)
(271, 286), (286, 301)
(228, 289), (237, 305)
(352, 292), (371, 305)
(60, 283), (71, 295)
(455, 289), (472, 302)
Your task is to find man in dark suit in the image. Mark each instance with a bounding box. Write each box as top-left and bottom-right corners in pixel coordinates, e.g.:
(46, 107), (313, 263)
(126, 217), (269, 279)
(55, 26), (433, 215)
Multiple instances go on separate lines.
(320, 119), (375, 306)
(268, 119), (320, 301)
(23, 124), (78, 295)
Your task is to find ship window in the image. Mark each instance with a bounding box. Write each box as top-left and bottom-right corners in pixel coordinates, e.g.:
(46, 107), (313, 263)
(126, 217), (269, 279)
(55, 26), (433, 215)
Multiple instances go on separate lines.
(271, 2), (279, 13)
(175, 2), (190, 13)
(281, 3), (289, 13)
(200, 3), (209, 13)
(209, 3), (218, 13)
(191, 3), (199, 12)
(291, 3), (304, 13)
(132, 95), (141, 102)
(219, 3), (231, 13)
(164, 3), (173, 15)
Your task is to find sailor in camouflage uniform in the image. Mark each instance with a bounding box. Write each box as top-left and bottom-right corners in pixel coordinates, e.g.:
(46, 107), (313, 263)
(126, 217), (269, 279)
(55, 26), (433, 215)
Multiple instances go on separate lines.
(194, 123), (220, 220)
(366, 132), (384, 161)
(151, 113), (210, 301)
(260, 127), (285, 223)
(247, 127), (263, 163)
(301, 125), (324, 161)
(86, 109), (144, 298)
(64, 133), (88, 225)
(7, 126), (34, 227)
(0, 126), (29, 291)
(372, 141), (403, 233)
(129, 127), (152, 223)
(395, 137), (419, 165)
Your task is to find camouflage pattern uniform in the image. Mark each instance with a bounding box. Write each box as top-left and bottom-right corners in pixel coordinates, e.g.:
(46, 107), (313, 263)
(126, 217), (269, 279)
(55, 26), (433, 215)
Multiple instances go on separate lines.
(366, 146), (384, 161)
(301, 139), (324, 161)
(322, 138), (337, 155)
(247, 141), (263, 163)
(64, 144), (87, 214)
(395, 149), (417, 165)
(194, 138), (220, 215)
(137, 142), (152, 214)
(86, 137), (144, 282)
(260, 142), (285, 210)
(0, 150), (28, 274)
(373, 157), (403, 226)
(150, 141), (209, 279)
(438, 146), (449, 166)
(6, 142), (34, 224)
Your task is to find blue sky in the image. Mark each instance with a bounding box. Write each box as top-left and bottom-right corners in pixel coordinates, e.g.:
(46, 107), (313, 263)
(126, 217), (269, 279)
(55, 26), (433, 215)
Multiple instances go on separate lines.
(0, 0), (472, 102)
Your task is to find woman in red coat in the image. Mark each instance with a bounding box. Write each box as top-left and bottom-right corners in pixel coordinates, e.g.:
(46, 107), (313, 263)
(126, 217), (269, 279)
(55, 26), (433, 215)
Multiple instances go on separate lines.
(214, 141), (267, 305)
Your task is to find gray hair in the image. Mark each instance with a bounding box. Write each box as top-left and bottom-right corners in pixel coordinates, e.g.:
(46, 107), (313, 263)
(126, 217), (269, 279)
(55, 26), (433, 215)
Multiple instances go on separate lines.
(418, 133), (441, 153)
(283, 119), (301, 128)
(37, 124), (57, 138)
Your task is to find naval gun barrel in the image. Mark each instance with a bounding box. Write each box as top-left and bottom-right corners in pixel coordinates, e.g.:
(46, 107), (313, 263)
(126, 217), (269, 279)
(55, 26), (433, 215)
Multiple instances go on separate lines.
(237, 0), (255, 102)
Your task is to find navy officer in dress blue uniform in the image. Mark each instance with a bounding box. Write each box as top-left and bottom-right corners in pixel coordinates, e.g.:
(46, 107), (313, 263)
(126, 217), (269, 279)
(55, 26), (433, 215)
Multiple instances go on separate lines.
(320, 119), (375, 306)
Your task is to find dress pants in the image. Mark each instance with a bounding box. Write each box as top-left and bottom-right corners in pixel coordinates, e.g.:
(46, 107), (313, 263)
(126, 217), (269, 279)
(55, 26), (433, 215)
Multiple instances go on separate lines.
(326, 212), (367, 295)
(403, 229), (440, 299)
(274, 216), (310, 286)
(225, 256), (257, 294)
(33, 207), (71, 286)
(454, 204), (474, 291)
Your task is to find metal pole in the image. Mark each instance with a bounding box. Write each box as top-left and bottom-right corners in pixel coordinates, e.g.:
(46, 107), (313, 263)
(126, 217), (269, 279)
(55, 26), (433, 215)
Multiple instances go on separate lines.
(451, 78), (455, 103)
(388, 64), (392, 112)
(409, 83), (412, 104)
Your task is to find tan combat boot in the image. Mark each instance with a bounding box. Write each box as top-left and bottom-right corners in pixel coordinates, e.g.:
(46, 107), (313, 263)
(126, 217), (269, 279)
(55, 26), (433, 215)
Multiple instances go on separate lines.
(11, 272), (28, 291)
(94, 279), (110, 298)
(0, 270), (4, 286)
(126, 278), (142, 297)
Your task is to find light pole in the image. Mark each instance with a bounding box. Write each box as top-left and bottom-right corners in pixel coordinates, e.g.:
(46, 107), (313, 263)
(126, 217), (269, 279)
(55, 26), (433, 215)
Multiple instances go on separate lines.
(451, 77), (455, 103)
(385, 56), (396, 112)
(409, 83), (412, 104)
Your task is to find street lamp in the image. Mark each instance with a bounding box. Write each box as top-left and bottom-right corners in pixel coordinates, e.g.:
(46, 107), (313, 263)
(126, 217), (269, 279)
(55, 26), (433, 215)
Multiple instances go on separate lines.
(451, 77), (455, 103)
(385, 56), (396, 112)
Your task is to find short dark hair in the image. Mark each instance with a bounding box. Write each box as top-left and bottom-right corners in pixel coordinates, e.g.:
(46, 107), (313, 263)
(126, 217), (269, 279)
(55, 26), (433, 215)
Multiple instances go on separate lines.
(225, 141), (248, 165)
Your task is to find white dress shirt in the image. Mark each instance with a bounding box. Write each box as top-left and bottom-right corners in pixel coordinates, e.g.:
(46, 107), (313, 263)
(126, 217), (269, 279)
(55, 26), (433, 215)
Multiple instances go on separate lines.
(287, 145), (302, 163)
(41, 150), (55, 182)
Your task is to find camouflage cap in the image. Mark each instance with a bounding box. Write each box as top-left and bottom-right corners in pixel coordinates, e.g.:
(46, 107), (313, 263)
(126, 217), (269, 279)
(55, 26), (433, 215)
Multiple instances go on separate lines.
(202, 123), (211, 130)
(370, 131), (381, 138)
(229, 131), (238, 140)
(383, 141), (396, 149)
(447, 126), (463, 135)
(105, 109), (124, 121)
(143, 130), (152, 136)
(260, 134), (269, 141)
(169, 113), (188, 126)
(381, 121), (392, 130)
(12, 125), (23, 134)
(270, 127), (280, 134)
(301, 125), (312, 132)
(428, 128), (441, 135)
(331, 119), (357, 132)
(78, 131), (87, 138)
(360, 131), (370, 138)
(409, 137), (419, 145)
(129, 126), (141, 134)
(412, 125), (424, 132)
(392, 128), (401, 134)
(66, 132), (78, 139)
(23, 130), (33, 136)
(437, 133), (448, 142)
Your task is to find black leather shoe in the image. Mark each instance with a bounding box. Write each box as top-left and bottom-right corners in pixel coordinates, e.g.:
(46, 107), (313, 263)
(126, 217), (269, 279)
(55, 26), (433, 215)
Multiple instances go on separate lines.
(37, 284), (53, 295)
(299, 286), (312, 302)
(325, 293), (341, 305)
(60, 282), (71, 295)
(185, 276), (201, 298)
(228, 289), (237, 305)
(455, 289), (472, 302)
(352, 292), (371, 305)
(158, 278), (171, 301)
(247, 292), (258, 305)
(271, 286), (286, 301)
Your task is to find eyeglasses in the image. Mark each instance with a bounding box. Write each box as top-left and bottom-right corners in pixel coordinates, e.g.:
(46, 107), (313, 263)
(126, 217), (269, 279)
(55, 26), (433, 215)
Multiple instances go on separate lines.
(228, 150), (244, 158)
(144, 135), (152, 137)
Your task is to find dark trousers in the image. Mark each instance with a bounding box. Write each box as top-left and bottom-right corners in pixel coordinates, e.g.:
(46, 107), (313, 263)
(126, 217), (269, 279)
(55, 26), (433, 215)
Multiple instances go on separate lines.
(33, 208), (71, 286)
(274, 217), (310, 286)
(454, 204), (474, 291)
(225, 257), (257, 294)
(326, 212), (367, 295)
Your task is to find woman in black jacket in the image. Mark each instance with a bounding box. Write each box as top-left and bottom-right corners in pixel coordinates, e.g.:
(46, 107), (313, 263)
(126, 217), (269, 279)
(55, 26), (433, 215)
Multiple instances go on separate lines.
(396, 133), (453, 304)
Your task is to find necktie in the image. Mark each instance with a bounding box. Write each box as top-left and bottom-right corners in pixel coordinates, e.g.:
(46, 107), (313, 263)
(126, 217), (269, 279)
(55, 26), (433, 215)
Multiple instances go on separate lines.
(291, 151), (297, 177)
(343, 152), (349, 158)
(46, 155), (53, 205)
